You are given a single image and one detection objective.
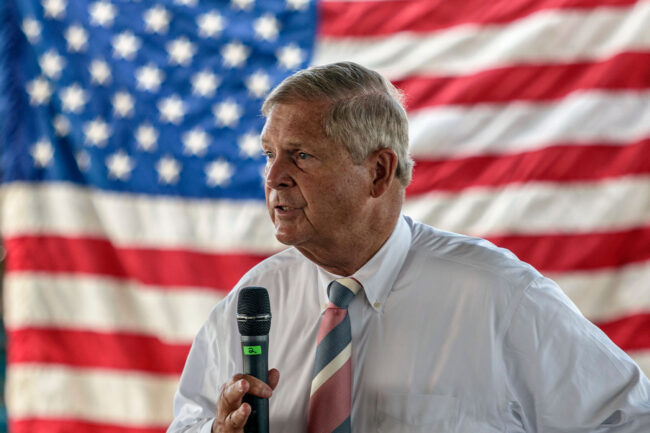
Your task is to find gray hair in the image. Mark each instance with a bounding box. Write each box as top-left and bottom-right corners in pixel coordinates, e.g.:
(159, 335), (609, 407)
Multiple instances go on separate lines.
(262, 62), (413, 187)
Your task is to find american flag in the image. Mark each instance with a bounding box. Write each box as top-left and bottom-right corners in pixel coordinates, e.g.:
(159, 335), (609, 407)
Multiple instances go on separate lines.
(1, 0), (649, 432)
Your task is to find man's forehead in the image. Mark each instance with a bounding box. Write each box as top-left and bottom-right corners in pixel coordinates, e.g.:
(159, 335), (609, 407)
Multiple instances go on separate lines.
(260, 101), (328, 140)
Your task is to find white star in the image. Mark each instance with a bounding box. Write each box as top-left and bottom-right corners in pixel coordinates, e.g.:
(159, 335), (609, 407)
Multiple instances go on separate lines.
(277, 44), (305, 70)
(60, 83), (89, 113)
(89, 59), (112, 85)
(246, 71), (271, 98)
(183, 127), (211, 156)
(206, 159), (234, 187)
(42, 0), (67, 19)
(221, 41), (249, 68)
(175, 0), (198, 6)
(167, 36), (197, 66)
(39, 50), (66, 80)
(238, 132), (261, 158)
(191, 70), (220, 97)
(89, 0), (118, 27)
(136, 64), (164, 92)
(213, 100), (242, 128)
(53, 115), (71, 136)
(83, 117), (111, 147)
(30, 138), (55, 167)
(22, 18), (42, 43)
(26, 76), (53, 105)
(156, 156), (182, 184)
(197, 10), (225, 38)
(231, 0), (254, 11)
(286, 0), (310, 10)
(112, 31), (141, 60)
(112, 91), (135, 118)
(65, 24), (89, 52)
(76, 150), (91, 171)
(158, 95), (186, 124)
(254, 14), (280, 41)
(135, 123), (158, 151)
(144, 5), (171, 34)
(106, 150), (135, 181)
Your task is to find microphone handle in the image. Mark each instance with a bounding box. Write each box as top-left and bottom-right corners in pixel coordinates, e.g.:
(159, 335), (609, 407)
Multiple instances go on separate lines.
(240, 335), (269, 433)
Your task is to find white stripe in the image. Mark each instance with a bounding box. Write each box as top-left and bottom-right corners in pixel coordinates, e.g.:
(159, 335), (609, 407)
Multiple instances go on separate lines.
(548, 261), (650, 324)
(310, 343), (351, 396)
(3, 176), (650, 247)
(408, 91), (650, 158)
(7, 364), (178, 426)
(314, 1), (650, 78)
(629, 350), (650, 378)
(403, 175), (650, 237)
(4, 273), (222, 343)
(0, 182), (283, 253)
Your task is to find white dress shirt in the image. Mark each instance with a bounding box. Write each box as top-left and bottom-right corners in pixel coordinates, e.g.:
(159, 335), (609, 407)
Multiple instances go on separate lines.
(169, 215), (650, 433)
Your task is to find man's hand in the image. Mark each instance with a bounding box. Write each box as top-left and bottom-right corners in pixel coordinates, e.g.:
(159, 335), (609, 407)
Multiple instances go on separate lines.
(212, 369), (280, 433)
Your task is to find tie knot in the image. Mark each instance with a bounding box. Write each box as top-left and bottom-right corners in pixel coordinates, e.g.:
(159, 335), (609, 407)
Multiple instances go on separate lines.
(327, 278), (362, 309)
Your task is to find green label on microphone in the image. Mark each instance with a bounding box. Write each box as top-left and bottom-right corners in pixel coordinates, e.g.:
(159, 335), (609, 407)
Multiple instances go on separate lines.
(243, 345), (262, 355)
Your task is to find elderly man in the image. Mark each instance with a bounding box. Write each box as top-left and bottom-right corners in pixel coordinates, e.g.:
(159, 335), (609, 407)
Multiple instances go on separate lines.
(168, 62), (650, 433)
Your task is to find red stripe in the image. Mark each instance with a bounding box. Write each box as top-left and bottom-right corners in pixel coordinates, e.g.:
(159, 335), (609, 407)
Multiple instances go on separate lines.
(3, 235), (266, 289)
(11, 419), (165, 433)
(407, 138), (650, 194)
(596, 312), (650, 351)
(394, 52), (650, 109)
(7, 327), (190, 374)
(487, 226), (650, 272)
(307, 358), (351, 433)
(319, 0), (637, 37)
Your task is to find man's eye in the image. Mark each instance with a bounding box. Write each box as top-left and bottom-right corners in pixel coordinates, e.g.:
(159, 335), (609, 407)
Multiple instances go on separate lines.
(297, 152), (310, 160)
(263, 151), (273, 160)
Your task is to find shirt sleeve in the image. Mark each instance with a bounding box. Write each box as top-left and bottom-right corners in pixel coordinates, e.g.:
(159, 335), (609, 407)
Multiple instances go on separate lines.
(167, 298), (240, 433)
(503, 276), (650, 433)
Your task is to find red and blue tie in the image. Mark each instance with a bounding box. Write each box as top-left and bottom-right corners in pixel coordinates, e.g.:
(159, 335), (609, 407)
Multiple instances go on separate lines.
(307, 278), (362, 433)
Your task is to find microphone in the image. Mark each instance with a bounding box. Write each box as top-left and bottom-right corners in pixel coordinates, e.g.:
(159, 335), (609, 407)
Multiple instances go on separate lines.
(237, 287), (272, 433)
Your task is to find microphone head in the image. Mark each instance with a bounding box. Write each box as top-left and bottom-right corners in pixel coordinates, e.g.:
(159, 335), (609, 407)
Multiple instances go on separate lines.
(237, 286), (271, 336)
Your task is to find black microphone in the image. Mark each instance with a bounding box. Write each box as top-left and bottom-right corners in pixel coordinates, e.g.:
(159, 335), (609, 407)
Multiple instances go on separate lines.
(237, 287), (272, 433)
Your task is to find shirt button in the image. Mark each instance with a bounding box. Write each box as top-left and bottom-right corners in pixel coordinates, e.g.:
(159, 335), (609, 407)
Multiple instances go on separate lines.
(373, 302), (381, 308)
(323, 304), (328, 309)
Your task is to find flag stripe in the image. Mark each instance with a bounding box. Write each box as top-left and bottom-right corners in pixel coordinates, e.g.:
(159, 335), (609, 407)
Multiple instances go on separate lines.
(5, 226), (649, 279)
(5, 177), (650, 247)
(315, 1), (650, 78)
(550, 260), (650, 322)
(6, 263), (650, 342)
(408, 91), (650, 158)
(6, 364), (176, 426)
(4, 273), (221, 342)
(404, 176), (650, 236)
(488, 225), (650, 272)
(4, 235), (264, 289)
(7, 328), (190, 375)
(319, 0), (638, 36)
(0, 182), (282, 252)
(408, 138), (650, 193)
(394, 52), (650, 109)
(10, 419), (165, 433)
(596, 313), (650, 351)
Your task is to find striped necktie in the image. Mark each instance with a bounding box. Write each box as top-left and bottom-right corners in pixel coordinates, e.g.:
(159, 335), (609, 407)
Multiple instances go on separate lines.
(307, 277), (362, 433)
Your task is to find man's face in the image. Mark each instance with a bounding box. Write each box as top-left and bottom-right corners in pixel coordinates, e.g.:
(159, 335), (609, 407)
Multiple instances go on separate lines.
(261, 101), (372, 257)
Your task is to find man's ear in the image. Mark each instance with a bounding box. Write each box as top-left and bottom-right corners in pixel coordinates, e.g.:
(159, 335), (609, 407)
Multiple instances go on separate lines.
(369, 148), (398, 198)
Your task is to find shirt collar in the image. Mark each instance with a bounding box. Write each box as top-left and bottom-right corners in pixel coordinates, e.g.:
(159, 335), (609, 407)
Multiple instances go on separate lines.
(315, 215), (412, 312)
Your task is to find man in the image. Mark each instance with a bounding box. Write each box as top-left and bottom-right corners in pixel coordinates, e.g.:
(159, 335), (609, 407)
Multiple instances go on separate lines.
(168, 62), (650, 433)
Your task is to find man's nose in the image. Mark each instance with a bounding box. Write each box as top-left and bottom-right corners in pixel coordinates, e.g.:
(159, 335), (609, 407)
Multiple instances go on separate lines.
(265, 157), (295, 189)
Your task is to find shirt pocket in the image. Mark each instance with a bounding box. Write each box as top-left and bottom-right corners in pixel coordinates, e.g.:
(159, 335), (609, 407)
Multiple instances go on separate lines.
(376, 392), (460, 433)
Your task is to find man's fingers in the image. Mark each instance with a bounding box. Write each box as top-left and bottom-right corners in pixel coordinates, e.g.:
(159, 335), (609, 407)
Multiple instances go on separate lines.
(219, 378), (249, 414)
(225, 402), (251, 430)
(268, 369), (280, 390)
(241, 374), (273, 398)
